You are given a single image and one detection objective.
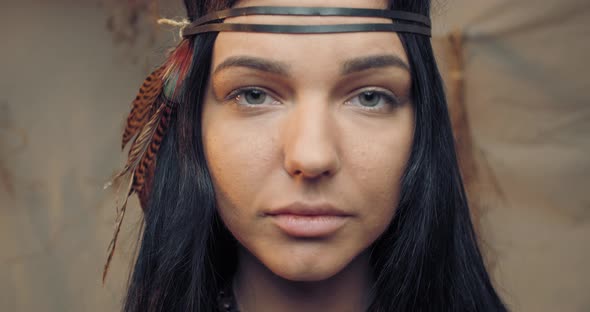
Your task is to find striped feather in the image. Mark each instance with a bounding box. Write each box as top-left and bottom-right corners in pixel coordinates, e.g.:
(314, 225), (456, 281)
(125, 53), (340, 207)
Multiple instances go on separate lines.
(104, 39), (192, 283)
(103, 102), (168, 283)
(122, 65), (166, 149)
(134, 102), (173, 208)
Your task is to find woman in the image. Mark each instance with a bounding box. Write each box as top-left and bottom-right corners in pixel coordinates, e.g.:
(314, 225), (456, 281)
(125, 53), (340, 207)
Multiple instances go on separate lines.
(108, 0), (509, 311)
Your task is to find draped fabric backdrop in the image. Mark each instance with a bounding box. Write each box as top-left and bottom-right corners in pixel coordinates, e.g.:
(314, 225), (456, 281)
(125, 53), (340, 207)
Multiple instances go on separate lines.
(1, 0), (588, 311)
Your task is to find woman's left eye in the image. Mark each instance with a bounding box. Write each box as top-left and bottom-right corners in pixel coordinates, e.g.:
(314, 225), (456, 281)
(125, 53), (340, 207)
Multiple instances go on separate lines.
(345, 89), (400, 111)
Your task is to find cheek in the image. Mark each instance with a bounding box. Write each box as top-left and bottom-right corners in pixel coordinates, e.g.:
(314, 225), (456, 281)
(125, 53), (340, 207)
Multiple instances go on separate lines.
(357, 142), (409, 206)
(342, 111), (414, 239)
(202, 110), (277, 222)
(352, 164), (401, 244)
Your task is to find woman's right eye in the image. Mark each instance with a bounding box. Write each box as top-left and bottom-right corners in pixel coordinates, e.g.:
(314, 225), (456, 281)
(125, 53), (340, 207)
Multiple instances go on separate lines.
(229, 88), (281, 106)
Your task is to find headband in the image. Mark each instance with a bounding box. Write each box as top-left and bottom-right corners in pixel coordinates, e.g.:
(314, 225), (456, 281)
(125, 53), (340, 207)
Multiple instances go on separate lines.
(182, 6), (432, 37)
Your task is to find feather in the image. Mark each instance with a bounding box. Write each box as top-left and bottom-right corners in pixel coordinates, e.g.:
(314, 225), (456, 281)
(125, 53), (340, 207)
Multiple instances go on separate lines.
(114, 102), (167, 182)
(102, 172), (133, 284)
(122, 65), (166, 149)
(163, 40), (193, 98)
(134, 103), (173, 208)
(103, 39), (192, 283)
(103, 102), (168, 284)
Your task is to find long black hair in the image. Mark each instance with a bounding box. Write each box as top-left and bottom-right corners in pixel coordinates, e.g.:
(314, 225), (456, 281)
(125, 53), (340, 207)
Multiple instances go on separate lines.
(123, 0), (508, 311)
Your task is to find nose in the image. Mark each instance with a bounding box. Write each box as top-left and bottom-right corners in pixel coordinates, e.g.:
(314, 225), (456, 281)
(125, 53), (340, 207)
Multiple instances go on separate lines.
(282, 98), (341, 180)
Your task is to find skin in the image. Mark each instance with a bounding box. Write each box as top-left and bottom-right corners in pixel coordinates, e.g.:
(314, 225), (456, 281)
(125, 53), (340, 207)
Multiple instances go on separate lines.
(201, 0), (415, 310)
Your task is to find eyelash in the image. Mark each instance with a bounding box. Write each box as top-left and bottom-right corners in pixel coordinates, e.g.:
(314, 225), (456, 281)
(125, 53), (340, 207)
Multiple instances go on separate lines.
(225, 87), (282, 108)
(224, 86), (400, 112)
(344, 87), (401, 112)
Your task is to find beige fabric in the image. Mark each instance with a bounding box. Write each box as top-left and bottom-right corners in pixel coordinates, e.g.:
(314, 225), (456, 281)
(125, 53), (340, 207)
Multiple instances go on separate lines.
(0, 0), (588, 311)
(432, 1), (590, 311)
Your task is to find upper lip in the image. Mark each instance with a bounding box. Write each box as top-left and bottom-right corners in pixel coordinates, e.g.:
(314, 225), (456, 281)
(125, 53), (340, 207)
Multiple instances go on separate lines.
(266, 202), (352, 217)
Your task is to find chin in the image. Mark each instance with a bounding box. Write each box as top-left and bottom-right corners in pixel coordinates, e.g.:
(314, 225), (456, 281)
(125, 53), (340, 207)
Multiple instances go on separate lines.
(270, 263), (346, 282)
(261, 249), (357, 282)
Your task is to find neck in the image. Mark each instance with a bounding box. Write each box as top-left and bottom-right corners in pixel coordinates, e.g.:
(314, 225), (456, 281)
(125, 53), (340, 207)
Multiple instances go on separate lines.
(233, 248), (373, 312)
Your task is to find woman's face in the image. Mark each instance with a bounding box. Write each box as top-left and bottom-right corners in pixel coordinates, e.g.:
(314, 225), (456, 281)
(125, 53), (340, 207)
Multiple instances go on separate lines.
(202, 0), (414, 281)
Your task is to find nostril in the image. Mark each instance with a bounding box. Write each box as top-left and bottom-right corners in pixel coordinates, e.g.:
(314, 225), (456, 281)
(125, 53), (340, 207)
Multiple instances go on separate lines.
(292, 168), (332, 179)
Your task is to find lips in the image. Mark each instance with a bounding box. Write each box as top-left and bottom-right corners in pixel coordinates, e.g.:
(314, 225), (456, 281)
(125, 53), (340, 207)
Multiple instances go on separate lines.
(266, 202), (352, 237)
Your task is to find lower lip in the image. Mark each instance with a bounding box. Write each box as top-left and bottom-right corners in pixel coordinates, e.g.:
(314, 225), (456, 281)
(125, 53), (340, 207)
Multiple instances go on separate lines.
(271, 214), (349, 238)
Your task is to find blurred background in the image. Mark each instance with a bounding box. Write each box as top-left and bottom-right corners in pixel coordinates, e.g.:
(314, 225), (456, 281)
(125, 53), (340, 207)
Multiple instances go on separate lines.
(0, 0), (588, 311)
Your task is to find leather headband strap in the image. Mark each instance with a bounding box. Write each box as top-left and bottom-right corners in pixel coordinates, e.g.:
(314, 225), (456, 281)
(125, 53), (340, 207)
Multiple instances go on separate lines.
(191, 6), (431, 27)
(183, 23), (431, 37)
(181, 6), (431, 37)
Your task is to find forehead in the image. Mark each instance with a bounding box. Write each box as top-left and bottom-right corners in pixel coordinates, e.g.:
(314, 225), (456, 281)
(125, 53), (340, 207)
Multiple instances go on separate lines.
(212, 0), (408, 71)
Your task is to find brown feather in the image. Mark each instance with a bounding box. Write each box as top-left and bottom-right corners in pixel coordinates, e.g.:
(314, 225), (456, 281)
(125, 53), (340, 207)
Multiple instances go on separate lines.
(113, 102), (167, 182)
(134, 104), (173, 209)
(102, 172), (133, 284)
(104, 42), (191, 282)
(122, 65), (166, 149)
(103, 102), (168, 284)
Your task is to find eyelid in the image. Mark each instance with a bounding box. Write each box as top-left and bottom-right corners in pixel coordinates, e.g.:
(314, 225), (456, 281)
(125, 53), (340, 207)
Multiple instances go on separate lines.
(224, 86), (282, 103)
(346, 87), (401, 106)
(222, 86), (402, 111)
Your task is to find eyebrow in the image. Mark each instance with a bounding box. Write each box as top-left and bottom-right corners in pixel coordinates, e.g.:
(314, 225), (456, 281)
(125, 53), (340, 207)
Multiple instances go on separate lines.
(213, 56), (291, 77)
(212, 54), (410, 77)
(341, 54), (410, 75)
